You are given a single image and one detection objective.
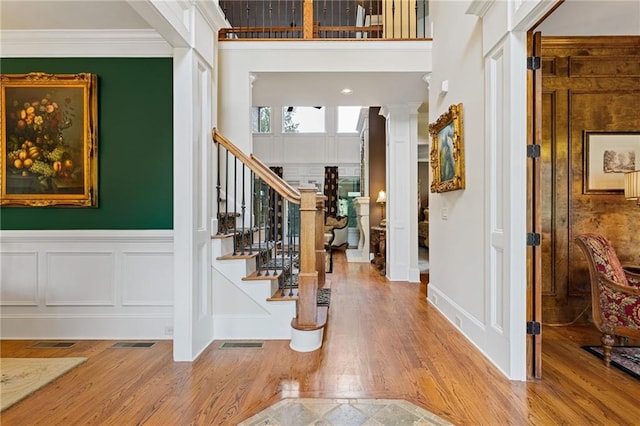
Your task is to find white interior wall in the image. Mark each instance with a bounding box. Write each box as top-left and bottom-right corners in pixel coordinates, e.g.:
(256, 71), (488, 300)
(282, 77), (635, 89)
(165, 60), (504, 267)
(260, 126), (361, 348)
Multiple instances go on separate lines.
(429, 0), (572, 379)
(428, 1), (487, 324)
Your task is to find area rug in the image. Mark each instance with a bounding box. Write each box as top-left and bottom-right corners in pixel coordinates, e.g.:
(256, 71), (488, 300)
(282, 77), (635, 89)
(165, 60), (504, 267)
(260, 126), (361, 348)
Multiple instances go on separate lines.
(582, 346), (640, 380)
(1, 357), (87, 411)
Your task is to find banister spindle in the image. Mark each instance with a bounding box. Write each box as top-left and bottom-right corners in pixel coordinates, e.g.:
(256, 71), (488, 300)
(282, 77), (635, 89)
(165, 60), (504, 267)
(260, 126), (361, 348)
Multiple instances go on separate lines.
(248, 169), (254, 254)
(216, 141), (222, 235)
(240, 163), (246, 255)
(225, 149), (229, 234)
(233, 156), (239, 255)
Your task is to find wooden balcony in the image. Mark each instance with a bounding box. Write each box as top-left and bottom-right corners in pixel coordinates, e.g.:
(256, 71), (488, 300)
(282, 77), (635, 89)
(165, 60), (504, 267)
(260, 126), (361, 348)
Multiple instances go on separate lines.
(219, 0), (431, 41)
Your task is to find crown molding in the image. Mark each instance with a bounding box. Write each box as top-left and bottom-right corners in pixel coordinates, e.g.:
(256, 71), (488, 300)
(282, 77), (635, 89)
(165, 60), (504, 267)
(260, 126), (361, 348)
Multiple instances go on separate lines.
(0, 29), (172, 58)
(466, 0), (496, 17)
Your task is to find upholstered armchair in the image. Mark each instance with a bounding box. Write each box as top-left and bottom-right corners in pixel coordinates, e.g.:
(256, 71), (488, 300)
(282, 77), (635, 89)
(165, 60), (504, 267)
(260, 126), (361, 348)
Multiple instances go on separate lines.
(324, 215), (349, 273)
(574, 233), (640, 367)
(325, 215), (349, 250)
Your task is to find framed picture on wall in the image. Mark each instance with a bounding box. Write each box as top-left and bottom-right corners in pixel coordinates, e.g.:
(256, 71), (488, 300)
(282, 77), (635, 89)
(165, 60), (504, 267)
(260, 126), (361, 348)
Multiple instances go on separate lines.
(429, 103), (465, 193)
(583, 131), (640, 194)
(1, 72), (98, 207)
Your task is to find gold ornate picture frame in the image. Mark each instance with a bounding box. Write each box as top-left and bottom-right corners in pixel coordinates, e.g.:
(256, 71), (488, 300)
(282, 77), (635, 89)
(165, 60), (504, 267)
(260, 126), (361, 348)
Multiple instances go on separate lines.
(429, 103), (465, 193)
(1, 72), (98, 207)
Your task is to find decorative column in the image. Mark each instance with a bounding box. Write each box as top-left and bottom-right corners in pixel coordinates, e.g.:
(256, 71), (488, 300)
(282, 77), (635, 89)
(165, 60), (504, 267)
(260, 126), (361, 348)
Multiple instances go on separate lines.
(346, 196), (370, 263)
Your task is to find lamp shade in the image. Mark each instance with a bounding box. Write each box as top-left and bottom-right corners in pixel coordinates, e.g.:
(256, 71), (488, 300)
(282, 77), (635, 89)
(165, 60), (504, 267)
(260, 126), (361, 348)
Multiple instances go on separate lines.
(376, 190), (386, 204)
(624, 170), (640, 201)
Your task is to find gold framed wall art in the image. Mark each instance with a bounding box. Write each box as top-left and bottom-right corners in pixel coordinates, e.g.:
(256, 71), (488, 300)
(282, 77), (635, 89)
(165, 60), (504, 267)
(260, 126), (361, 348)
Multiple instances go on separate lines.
(583, 131), (640, 194)
(429, 103), (465, 193)
(1, 72), (98, 207)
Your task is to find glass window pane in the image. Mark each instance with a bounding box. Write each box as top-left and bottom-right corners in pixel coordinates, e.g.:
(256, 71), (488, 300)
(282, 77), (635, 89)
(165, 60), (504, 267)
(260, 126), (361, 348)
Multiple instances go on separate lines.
(252, 106), (271, 133)
(337, 106), (363, 133)
(282, 106), (325, 133)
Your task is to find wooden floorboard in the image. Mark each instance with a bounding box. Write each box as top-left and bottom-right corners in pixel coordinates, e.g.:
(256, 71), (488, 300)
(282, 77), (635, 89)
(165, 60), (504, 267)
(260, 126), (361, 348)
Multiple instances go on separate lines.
(2, 251), (639, 425)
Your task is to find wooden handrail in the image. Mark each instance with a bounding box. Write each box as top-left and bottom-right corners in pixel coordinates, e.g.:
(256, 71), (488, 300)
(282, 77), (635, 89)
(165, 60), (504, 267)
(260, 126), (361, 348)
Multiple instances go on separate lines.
(249, 153), (301, 203)
(212, 128), (301, 204)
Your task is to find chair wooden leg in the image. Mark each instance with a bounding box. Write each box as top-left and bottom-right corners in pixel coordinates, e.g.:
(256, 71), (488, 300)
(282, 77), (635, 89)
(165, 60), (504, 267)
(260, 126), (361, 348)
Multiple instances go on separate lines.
(601, 333), (615, 367)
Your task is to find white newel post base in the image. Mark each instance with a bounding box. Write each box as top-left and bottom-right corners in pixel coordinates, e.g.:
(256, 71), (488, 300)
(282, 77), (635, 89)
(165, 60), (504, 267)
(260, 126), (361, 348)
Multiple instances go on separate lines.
(290, 327), (324, 352)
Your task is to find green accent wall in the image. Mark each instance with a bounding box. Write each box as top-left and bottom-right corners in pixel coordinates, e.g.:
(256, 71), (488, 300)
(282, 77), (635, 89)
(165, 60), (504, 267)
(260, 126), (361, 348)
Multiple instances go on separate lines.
(0, 58), (173, 229)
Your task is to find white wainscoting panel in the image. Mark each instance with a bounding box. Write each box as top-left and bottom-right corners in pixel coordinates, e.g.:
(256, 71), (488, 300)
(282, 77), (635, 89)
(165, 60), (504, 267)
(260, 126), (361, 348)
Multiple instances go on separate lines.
(46, 251), (115, 306)
(121, 251), (174, 306)
(0, 252), (39, 305)
(0, 230), (174, 339)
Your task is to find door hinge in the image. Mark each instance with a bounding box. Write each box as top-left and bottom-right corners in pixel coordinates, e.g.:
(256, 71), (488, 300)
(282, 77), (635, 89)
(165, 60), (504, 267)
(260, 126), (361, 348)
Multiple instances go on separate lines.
(527, 321), (541, 335)
(527, 232), (541, 246)
(527, 56), (541, 70)
(527, 144), (541, 158)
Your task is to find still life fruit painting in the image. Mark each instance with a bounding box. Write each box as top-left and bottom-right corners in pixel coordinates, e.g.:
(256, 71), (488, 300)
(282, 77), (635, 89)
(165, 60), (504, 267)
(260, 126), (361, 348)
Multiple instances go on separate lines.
(1, 72), (98, 207)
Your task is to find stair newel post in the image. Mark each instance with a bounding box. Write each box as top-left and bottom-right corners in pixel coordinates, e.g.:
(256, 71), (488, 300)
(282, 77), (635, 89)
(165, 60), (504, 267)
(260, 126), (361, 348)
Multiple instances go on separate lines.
(296, 185), (319, 327)
(316, 194), (327, 286)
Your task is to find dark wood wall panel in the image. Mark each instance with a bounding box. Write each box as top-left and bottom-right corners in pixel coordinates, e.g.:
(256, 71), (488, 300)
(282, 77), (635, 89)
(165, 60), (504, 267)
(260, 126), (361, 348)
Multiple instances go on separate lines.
(569, 56), (640, 77)
(541, 36), (640, 323)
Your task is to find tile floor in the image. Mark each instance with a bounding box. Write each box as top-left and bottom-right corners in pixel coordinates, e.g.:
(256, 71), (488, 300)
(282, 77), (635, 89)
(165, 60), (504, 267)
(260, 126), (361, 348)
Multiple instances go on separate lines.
(238, 398), (452, 426)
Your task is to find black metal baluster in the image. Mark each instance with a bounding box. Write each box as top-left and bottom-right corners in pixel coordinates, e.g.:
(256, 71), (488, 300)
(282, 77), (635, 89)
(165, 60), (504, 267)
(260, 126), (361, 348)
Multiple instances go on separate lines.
(249, 169), (254, 254)
(392, 0), (396, 39)
(216, 140), (222, 235)
(288, 201), (295, 296)
(263, 180), (272, 277)
(233, 156), (238, 255)
(272, 191), (279, 276)
(415, 0), (419, 38)
(240, 163), (246, 255)
(256, 178), (264, 276)
(269, 1), (273, 39)
(225, 149), (229, 234)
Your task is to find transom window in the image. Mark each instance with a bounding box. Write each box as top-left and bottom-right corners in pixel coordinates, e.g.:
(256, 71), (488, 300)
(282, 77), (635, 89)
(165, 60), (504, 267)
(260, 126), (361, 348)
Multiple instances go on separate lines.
(282, 106), (325, 133)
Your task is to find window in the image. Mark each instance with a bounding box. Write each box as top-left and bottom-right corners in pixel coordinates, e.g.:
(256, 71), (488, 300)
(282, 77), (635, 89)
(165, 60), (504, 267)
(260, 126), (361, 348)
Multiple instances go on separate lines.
(282, 106), (325, 133)
(337, 106), (363, 133)
(251, 106), (271, 133)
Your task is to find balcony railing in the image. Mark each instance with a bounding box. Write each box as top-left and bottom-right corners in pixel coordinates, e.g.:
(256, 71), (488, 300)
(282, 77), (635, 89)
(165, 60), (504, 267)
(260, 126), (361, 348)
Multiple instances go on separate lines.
(219, 0), (431, 40)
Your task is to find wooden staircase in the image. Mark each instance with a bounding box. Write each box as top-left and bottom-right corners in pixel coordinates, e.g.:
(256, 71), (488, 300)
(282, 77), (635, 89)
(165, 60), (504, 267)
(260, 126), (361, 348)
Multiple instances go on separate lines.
(210, 129), (328, 349)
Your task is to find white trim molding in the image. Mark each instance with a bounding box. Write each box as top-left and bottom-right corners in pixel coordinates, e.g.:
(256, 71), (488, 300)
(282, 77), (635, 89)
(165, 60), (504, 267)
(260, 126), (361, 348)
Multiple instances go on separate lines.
(0, 29), (173, 57)
(0, 230), (174, 339)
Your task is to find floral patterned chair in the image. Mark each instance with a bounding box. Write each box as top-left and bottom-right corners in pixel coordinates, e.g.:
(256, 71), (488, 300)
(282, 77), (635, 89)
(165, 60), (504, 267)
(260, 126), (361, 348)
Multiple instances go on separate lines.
(574, 233), (640, 367)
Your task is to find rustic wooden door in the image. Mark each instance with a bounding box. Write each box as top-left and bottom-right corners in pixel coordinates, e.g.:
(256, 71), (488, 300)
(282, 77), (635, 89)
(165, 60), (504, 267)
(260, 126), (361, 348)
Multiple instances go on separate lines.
(527, 31), (543, 379)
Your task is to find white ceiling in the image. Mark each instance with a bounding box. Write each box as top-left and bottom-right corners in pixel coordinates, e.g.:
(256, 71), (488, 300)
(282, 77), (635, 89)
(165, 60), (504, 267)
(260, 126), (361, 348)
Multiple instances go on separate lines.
(251, 71), (430, 107)
(0, 0), (151, 30)
(1, 0), (638, 108)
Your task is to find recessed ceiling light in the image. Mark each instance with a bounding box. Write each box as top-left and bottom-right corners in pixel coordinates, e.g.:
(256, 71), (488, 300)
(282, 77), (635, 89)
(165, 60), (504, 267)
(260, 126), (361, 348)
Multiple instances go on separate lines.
(341, 88), (353, 95)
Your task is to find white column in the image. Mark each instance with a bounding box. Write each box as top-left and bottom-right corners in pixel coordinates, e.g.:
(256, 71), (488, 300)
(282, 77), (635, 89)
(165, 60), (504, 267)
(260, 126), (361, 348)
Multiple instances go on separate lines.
(380, 104), (420, 282)
(135, 2), (227, 362)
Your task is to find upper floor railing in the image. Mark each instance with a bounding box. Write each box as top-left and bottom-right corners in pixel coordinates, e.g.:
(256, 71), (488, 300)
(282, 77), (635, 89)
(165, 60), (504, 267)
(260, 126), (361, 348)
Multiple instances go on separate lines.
(219, 0), (431, 40)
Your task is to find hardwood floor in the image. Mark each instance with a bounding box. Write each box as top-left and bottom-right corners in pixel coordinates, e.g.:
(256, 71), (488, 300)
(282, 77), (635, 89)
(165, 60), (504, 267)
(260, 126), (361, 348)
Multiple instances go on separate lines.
(2, 251), (639, 425)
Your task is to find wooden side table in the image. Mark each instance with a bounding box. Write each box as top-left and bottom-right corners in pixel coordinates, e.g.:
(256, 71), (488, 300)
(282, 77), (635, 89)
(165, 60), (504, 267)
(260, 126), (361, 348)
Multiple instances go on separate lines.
(370, 226), (386, 275)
